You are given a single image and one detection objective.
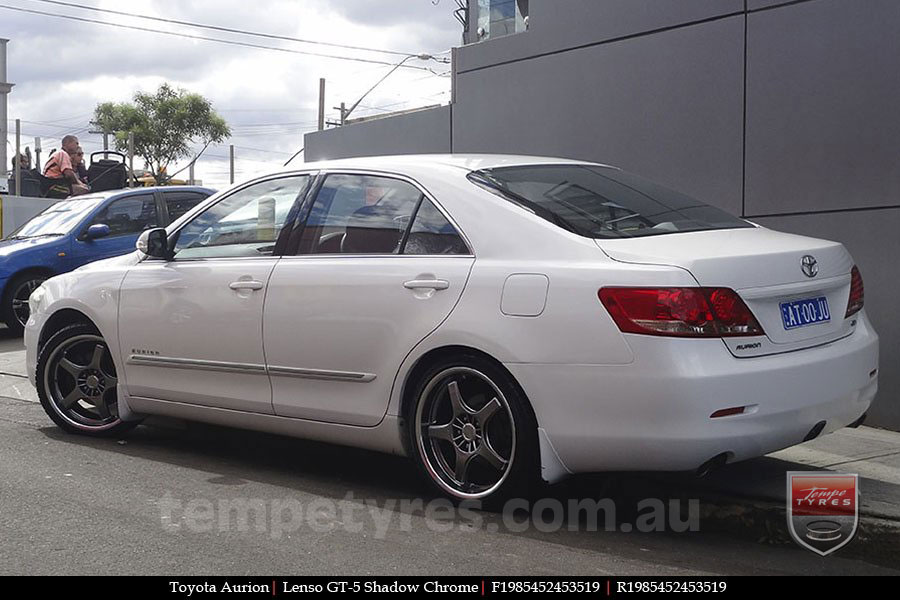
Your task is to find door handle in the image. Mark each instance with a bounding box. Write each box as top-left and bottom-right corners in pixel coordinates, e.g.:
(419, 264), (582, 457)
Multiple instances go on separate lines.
(229, 280), (264, 291)
(403, 279), (450, 291)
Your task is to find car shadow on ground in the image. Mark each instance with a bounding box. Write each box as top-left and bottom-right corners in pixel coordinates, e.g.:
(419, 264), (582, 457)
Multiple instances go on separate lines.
(33, 418), (898, 573)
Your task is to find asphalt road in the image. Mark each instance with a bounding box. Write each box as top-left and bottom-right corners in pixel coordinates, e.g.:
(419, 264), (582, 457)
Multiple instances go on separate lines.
(0, 330), (896, 576)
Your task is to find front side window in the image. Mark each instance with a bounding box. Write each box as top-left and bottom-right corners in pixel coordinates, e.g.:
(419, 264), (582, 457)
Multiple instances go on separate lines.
(297, 174), (424, 255)
(86, 194), (158, 237)
(173, 175), (310, 259)
(469, 165), (752, 239)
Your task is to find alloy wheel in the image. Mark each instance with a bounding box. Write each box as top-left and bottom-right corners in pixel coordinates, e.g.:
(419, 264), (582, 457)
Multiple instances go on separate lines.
(43, 334), (121, 430)
(11, 277), (44, 328)
(415, 367), (516, 499)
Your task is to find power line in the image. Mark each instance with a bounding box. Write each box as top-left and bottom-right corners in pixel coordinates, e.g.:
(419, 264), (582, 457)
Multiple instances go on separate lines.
(0, 3), (440, 70)
(26, 0), (426, 58)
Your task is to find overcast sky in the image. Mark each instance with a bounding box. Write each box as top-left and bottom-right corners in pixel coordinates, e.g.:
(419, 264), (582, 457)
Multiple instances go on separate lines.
(2, 0), (460, 188)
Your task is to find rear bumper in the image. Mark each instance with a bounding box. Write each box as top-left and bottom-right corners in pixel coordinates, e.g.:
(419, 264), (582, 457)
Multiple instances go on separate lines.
(506, 312), (879, 474)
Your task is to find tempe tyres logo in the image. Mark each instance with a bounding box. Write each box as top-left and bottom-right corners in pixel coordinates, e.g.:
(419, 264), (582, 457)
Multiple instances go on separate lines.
(787, 472), (859, 556)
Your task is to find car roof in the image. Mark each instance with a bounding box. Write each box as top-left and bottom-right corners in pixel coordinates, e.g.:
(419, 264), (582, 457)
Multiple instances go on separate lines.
(292, 153), (616, 174)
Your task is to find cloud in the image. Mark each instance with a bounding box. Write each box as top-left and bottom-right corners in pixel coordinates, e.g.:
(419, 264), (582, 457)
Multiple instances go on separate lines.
(2, 0), (459, 187)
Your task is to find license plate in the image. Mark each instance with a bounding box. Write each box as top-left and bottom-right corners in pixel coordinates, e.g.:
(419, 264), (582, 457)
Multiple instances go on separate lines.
(780, 296), (831, 330)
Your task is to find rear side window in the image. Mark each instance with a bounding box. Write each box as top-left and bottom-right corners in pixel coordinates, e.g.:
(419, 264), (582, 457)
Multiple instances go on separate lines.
(164, 191), (209, 223)
(403, 199), (468, 255)
(87, 194), (159, 237)
(469, 165), (751, 239)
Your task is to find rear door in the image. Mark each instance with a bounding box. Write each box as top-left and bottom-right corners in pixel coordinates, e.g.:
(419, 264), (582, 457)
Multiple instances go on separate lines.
(263, 172), (474, 426)
(159, 189), (212, 224)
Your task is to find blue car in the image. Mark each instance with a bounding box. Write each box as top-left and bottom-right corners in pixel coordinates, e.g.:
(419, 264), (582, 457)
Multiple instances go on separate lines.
(0, 186), (215, 334)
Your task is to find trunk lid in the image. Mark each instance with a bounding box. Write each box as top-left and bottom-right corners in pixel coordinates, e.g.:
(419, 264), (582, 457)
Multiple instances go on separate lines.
(596, 227), (856, 356)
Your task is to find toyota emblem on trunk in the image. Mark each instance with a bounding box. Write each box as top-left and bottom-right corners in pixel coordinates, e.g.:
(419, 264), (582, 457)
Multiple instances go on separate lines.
(801, 255), (818, 278)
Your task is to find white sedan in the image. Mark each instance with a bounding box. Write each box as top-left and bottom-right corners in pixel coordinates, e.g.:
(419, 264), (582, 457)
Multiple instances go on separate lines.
(25, 155), (878, 503)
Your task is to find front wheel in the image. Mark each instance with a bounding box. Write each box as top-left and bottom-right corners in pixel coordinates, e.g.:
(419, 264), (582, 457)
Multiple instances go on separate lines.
(3, 273), (46, 335)
(407, 355), (539, 506)
(36, 323), (139, 437)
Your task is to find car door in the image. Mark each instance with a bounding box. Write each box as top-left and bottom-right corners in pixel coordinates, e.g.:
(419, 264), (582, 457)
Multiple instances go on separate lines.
(263, 172), (475, 426)
(117, 175), (312, 413)
(69, 192), (160, 268)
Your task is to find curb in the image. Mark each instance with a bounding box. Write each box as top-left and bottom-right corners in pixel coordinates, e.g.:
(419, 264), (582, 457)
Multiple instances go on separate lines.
(698, 493), (900, 569)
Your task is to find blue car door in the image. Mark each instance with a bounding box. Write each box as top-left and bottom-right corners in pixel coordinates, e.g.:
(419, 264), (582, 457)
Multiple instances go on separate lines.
(69, 192), (160, 268)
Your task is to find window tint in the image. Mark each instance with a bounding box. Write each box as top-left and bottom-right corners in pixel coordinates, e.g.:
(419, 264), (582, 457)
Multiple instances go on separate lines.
(164, 191), (208, 223)
(86, 194), (158, 237)
(298, 174), (423, 254)
(469, 165), (752, 239)
(173, 176), (309, 259)
(402, 198), (468, 255)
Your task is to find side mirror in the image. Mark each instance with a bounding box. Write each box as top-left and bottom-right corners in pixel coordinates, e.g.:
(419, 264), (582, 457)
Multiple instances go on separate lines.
(84, 223), (110, 240)
(137, 228), (172, 260)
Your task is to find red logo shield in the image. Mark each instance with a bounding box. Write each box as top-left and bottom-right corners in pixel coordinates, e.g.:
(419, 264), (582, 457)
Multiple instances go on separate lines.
(787, 472), (859, 556)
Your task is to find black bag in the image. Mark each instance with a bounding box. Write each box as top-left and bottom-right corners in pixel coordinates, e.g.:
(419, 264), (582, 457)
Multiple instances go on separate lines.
(86, 151), (128, 192)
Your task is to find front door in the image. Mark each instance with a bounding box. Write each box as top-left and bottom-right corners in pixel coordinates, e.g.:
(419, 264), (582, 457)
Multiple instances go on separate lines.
(264, 173), (474, 426)
(69, 192), (159, 267)
(117, 175), (312, 413)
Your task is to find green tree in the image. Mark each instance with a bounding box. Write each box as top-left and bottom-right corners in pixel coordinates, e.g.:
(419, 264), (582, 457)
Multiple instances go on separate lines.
(93, 83), (230, 184)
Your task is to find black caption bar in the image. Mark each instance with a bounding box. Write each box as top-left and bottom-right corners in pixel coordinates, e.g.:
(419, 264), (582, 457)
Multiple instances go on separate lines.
(0, 576), (874, 596)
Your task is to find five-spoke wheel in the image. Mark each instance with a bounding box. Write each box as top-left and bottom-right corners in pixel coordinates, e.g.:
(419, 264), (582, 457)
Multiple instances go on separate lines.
(410, 357), (537, 503)
(36, 324), (137, 436)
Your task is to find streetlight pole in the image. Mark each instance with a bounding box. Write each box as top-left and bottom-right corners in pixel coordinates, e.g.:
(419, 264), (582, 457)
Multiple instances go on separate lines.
(341, 54), (438, 124)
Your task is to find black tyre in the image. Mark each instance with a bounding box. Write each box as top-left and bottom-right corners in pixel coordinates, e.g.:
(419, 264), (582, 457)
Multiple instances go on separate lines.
(407, 353), (540, 507)
(36, 323), (139, 437)
(2, 272), (47, 335)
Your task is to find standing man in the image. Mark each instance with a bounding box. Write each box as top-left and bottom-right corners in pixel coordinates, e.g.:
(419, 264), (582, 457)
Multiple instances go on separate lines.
(43, 134), (89, 197)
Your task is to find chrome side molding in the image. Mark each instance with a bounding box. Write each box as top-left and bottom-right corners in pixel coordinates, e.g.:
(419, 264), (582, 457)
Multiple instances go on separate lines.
(128, 354), (375, 383)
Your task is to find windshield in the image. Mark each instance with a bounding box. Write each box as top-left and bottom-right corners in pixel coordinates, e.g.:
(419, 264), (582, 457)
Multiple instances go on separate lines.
(469, 165), (752, 239)
(5, 197), (106, 240)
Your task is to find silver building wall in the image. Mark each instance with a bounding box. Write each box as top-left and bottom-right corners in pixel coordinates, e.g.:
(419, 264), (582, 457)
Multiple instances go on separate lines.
(305, 0), (900, 429)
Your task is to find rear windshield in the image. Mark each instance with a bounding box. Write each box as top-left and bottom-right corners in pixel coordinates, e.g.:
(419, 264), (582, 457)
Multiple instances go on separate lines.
(468, 165), (752, 239)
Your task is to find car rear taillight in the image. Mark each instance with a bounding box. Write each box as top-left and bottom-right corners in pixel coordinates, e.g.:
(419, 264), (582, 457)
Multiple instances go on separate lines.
(598, 287), (764, 338)
(845, 265), (864, 318)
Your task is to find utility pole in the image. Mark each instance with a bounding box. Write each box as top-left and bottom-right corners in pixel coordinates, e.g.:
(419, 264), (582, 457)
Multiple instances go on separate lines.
(103, 132), (109, 152)
(0, 38), (14, 191)
(34, 137), (42, 173)
(127, 132), (134, 187)
(188, 161), (195, 186)
(14, 118), (20, 196)
(318, 78), (326, 131)
(229, 144), (235, 184)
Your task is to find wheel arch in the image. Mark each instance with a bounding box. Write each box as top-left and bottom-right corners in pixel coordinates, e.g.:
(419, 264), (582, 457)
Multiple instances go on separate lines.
(37, 308), (99, 355)
(1, 266), (56, 298)
(397, 344), (540, 451)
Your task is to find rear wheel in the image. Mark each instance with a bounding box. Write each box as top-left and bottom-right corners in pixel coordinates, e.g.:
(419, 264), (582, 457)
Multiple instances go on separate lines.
(407, 354), (539, 506)
(36, 323), (138, 436)
(3, 273), (46, 335)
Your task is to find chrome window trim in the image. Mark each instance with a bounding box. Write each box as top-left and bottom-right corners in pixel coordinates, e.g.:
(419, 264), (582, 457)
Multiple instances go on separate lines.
(294, 168), (475, 258)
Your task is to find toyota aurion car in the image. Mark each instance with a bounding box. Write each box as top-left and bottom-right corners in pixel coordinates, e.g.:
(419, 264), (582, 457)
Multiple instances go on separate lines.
(0, 186), (214, 334)
(24, 155), (878, 503)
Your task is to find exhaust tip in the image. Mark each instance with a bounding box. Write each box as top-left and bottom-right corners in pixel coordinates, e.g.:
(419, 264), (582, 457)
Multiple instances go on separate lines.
(696, 452), (730, 478)
(803, 420), (827, 442)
